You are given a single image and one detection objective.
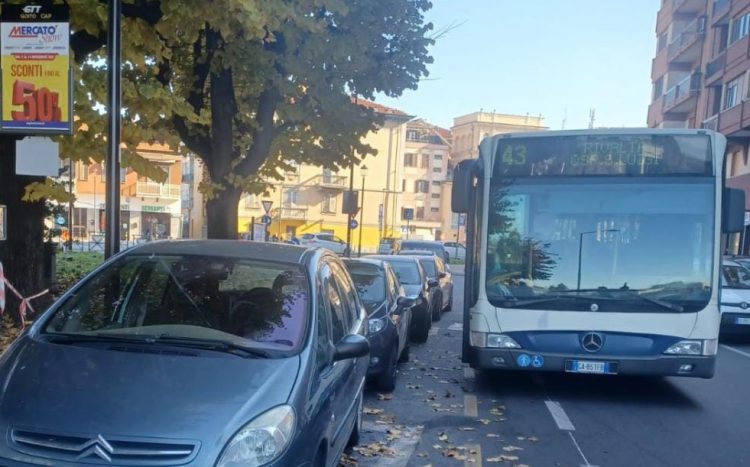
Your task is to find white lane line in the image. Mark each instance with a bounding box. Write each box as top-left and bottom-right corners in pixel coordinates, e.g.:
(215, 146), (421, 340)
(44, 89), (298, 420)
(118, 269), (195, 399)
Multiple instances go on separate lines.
(465, 444), (482, 467)
(428, 326), (439, 336)
(721, 344), (750, 358)
(544, 400), (575, 431)
(464, 367), (476, 380)
(464, 394), (478, 417)
(568, 432), (599, 467)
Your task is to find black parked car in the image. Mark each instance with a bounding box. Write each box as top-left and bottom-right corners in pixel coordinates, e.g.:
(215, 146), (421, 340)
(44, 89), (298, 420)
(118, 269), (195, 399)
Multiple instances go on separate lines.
(0, 241), (369, 467)
(393, 239), (450, 262)
(411, 254), (454, 320)
(366, 255), (438, 343)
(344, 258), (415, 391)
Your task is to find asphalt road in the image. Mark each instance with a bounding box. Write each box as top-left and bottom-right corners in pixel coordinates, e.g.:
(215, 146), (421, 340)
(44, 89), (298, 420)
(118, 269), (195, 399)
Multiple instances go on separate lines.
(345, 273), (750, 467)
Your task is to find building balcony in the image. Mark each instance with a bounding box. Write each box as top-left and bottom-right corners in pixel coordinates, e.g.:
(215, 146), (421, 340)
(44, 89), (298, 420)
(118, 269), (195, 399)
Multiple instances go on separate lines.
(673, 0), (705, 14)
(667, 17), (705, 63)
(312, 173), (348, 190)
(273, 207), (308, 221)
(662, 73), (701, 114)
(711, 0), (730, 23)
(133, 181), (181, 199)
(704, 53), (725, 84)
(702, 115), (719, 131)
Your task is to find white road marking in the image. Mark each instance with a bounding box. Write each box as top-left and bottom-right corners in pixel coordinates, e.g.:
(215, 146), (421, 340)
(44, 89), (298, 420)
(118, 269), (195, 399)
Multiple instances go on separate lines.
(721, 344), (750, 358)
(464, 394), (478, 417)
(544, 400), (575, 431)
(429, 326), (439, 336)
(447, 322), (463, 331)
(464, 367), (476, 380)
(569, 432), (599, 467)
(465, 443), (482, 467)
(361, 422), (423, 467)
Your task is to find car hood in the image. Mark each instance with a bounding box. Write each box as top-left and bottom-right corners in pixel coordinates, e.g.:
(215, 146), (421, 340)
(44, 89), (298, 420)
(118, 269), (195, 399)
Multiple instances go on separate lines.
(364, 300), (388, 318)
(403, 284), (423, 298)
(0, 337), (299, 441)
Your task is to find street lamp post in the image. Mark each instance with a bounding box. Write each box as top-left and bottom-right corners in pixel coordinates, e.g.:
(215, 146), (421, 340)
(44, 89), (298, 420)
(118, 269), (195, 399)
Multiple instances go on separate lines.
(576, 229), (620, 291)
(358, 165), (368, 257)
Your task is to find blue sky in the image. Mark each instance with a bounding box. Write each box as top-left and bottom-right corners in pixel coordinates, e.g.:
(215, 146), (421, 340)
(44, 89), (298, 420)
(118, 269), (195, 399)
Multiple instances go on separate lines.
(378, 0), (661, 130)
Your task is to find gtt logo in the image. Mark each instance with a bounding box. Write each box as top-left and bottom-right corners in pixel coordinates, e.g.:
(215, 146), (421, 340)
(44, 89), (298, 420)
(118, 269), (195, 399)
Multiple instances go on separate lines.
(22, 5), (42, 14)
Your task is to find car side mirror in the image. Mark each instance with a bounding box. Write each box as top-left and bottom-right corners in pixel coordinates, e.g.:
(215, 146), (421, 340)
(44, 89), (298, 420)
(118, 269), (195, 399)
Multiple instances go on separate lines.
(397, 296), (416, 310)
(333, 334), (370, 362)
(428, 278), (439, 288)
(438, 272), (447, 279)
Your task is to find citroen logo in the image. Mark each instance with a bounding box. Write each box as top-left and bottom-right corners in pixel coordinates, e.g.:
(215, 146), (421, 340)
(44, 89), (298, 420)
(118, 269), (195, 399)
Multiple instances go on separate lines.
(741, 302), (749, 310)
(581, 332), (604, 353)
(74, 435), (114, 462)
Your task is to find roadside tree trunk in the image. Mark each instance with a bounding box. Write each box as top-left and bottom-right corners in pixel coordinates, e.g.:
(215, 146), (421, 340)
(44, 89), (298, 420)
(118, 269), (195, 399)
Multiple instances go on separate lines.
(205, 187), (242, 239)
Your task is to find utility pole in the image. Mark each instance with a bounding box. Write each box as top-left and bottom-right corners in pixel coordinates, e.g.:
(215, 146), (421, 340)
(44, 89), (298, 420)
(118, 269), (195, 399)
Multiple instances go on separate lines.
(104, 0), (122, 259)
(67, 158), (74, 250)
(588, 108), (596, 129)
(346, 163), (355, 256)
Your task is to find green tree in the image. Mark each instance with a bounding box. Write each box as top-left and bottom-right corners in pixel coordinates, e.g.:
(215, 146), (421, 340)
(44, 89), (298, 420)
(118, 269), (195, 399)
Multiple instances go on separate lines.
(65, 0), (434, 238)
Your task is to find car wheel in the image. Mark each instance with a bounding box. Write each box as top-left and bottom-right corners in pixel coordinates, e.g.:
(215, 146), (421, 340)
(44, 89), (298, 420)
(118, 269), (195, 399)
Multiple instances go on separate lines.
(347, 389), (364, 447)
(432, 294), (442, 322)
(410, 308), (430, 343)
(398, 340), (410, 363)
(377, 347), (398, 392)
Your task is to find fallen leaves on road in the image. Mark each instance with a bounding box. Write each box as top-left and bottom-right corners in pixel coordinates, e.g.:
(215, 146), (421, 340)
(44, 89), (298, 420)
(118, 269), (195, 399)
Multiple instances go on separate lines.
(458, 426), (476, 431)
(377, 393), (393, 401)
(339, 452), (358, 465)
(502, 445), (523, 453)
(353, 442), (395, 458)
(438, 432), (449, 442)
(363, 407), (383, 415)
(486, 454), (520, 462)
(478, 418), (492, 425)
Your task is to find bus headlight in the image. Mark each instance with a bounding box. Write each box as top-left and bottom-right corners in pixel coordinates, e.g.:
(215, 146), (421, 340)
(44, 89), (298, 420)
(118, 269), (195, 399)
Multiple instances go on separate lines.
(664, 340), (702, 356)
(487, 334), (522, 349)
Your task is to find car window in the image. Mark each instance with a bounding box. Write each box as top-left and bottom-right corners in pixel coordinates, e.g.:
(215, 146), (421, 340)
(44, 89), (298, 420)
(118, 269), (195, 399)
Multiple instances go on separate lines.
(385, 266), (397, 301)
(333, 236), (345, 243)
(302, 234), (315, 240)
(348, 264), (386, 303)
(419, 258), (437, 277)
(318, 234), (332, 242)
(390, 261), (421, 285)
(315, 282), (332, 371)
(326, 278), (347, 343)
(331, 262), (359, 327)
(45, 255), (310, 352)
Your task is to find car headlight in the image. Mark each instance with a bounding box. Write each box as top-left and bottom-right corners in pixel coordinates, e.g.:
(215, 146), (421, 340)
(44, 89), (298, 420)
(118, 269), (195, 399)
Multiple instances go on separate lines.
(369, 317), (387, 334)
(664, 340), (702, 356)
(216, 405), (295, 467)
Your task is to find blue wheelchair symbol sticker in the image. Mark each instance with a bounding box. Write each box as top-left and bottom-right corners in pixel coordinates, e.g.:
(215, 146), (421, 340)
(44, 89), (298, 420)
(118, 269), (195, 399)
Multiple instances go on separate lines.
(516, 354), (532, 368)
(531, 355), (545, 368)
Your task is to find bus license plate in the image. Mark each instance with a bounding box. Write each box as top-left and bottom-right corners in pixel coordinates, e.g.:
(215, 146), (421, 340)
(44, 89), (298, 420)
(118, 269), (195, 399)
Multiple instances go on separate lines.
(568, 360), (609, 374)
(735, 317), (750, 325)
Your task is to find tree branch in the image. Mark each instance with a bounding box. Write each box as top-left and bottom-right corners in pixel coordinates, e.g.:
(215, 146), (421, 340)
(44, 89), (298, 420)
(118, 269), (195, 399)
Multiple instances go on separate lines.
(236, 84), (281, 175)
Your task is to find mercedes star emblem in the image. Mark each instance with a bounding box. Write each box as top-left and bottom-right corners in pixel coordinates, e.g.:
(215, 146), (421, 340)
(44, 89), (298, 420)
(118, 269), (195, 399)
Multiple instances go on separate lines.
(581, 332), (604, 353)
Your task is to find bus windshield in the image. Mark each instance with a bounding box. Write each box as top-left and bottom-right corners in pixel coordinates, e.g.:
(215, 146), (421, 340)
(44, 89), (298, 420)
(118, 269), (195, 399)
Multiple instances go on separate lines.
(485, 177), (714, 312)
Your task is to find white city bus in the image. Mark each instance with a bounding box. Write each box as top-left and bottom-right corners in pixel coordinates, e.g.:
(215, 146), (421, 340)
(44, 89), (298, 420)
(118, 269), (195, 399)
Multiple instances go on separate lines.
(451, 129), (745, 378)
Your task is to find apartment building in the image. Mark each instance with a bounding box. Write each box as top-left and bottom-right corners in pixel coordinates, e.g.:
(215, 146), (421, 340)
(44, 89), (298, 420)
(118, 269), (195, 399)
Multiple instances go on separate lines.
(648, 0), (750, 250)
(442, 111), (547, 241)
(70, 143), (183, 242)
(236, 100), (417, 252)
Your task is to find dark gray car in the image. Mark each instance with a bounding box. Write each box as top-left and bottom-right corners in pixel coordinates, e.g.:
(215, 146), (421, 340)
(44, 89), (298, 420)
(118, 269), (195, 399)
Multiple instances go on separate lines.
(0, 241), (369, 467)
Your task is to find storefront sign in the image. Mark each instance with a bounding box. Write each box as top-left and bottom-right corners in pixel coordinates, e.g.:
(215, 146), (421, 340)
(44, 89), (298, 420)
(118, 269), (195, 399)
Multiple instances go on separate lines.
(0, 2), (71, 133)
(142, 205), (166, 213)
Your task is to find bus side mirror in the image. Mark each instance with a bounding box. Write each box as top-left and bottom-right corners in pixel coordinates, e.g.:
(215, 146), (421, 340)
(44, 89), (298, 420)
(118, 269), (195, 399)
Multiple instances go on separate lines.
(452, 159), (477, 214)
(723, 187), (745, 233)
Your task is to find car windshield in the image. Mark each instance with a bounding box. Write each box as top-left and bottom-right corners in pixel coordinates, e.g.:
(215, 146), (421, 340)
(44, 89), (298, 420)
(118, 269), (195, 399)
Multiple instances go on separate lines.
(418, 258), (437, 277)
(486, 178), (714, 312)
(44, 255), (309, 352)
(722, 265), (750, 289)
(388, 261), (421, 285)
(347, 264), (386, 302)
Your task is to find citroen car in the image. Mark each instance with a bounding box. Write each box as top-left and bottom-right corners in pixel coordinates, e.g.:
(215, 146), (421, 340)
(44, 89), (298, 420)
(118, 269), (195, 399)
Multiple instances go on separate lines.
(0, 241), (369, 467)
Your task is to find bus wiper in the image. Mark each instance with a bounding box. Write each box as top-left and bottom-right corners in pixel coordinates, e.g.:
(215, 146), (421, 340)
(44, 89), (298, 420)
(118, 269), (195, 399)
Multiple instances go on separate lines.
(501, 294), (615, 308)
(153, 335), (272, 358)
(591, 287), (684, 312)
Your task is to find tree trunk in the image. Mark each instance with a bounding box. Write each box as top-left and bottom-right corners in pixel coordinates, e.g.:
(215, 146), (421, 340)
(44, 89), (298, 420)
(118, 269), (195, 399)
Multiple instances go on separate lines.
(0, 136), (50, 323)
(205, 187), (242, 239)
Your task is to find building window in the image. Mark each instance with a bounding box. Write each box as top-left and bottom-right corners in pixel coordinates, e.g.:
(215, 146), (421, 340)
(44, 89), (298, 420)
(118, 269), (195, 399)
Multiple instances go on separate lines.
(434, 154), (443, 161)
(724, 75), (743, 109)
(402, 179), (407, 192)
(78, 162), (88, 181)
(420, 154), (429, 169)
(406, 130), (419, 141)
(731, 12), (750, 43)
(243, 194), (259, 209)
(283, 189), (299, 207)
(432, 167), (442, 173)
(431, 193), (440, 199)
(414, 180), (429, 193)
(652, 77), (664, 101)
(404, 153), (417, 167)
(322, 193), (337, 213)
(431, 180), (441, 186)
(431, 207), (440, 213)
(656, 32), (668, 52)
(416, 206), (425, 219)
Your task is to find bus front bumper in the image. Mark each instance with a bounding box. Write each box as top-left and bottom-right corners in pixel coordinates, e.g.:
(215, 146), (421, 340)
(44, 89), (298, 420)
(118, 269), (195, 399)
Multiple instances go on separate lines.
(468, 348), (716, 378)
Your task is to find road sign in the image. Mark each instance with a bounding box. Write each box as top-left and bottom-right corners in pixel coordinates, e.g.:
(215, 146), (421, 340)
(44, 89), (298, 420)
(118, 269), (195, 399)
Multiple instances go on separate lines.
(55, 215), (66, 226)
(349, 219), (359, 229)
(458, 214), (466, 226)
(261, 215), (272, 225)
(262, 200), (273, 213)
(402, 207), (414, 221)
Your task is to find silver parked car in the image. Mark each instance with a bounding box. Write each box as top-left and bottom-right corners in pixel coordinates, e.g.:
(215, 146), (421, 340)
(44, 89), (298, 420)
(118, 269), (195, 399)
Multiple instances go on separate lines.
(299, 232), (351, 256)
(0, 241), (369, 467)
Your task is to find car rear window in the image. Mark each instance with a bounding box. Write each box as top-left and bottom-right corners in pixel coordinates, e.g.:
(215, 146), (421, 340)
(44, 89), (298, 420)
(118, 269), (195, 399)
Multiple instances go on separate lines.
(402, 241), (442, 256)
(418, 259), (437, 277)
(388, 261), (421, 285)
(302, 234), (314, 239)
(347, 264), (386, 303)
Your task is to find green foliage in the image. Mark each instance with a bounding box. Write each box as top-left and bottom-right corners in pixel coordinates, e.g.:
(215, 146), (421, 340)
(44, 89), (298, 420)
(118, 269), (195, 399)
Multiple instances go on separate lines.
(56, 251), (104, 293)
(23, 179), (74, 203)
(59, 0), (434, 237)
